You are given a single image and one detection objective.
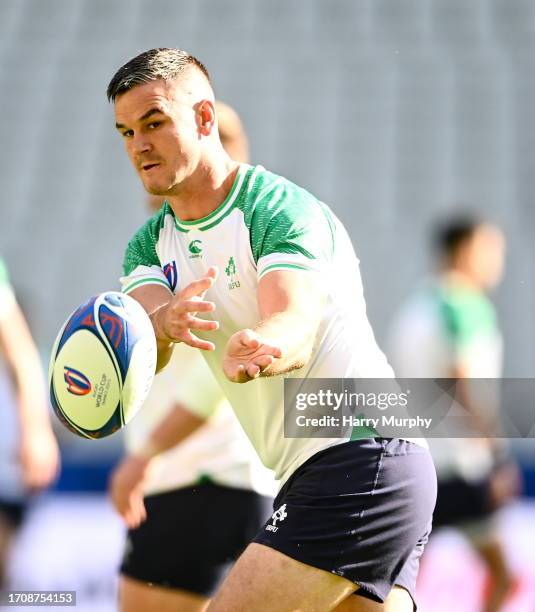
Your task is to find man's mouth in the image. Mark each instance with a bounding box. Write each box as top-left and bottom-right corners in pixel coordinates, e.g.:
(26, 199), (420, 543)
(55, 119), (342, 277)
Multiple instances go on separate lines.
(141, 162), (160, 172)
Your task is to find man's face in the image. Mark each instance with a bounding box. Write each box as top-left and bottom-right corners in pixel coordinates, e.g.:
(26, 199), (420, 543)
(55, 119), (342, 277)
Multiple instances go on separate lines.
(469, 225), (506, 289)
(114, 79), (200, 195)
(461, 225), (506, 289)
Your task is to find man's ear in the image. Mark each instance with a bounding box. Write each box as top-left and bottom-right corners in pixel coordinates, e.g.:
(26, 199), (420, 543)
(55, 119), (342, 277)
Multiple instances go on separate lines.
(197, 100), (216, 135)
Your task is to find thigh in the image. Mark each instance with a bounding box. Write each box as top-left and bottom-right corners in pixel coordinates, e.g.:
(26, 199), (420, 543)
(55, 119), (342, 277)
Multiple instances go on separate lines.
(334, 587), (414, 612)
(119, 575), (209, 612)
(206, 543), (357, 612)
(253, 438), (436, 606)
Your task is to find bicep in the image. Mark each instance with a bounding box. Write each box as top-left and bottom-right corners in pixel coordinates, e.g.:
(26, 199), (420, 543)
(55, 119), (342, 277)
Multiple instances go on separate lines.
(257, 270), (325, 322)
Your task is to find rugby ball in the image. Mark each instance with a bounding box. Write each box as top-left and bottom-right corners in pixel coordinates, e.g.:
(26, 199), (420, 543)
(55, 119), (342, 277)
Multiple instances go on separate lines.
(49, 292), (156, 439)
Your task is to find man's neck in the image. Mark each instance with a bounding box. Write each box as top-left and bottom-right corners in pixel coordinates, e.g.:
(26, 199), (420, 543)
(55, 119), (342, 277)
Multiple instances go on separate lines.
(166, 157), (240, 222)
(442, 269), (481, 291)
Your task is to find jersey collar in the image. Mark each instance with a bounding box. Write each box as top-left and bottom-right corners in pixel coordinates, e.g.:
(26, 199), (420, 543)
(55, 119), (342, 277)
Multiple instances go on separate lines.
(173, 164), (248, 233)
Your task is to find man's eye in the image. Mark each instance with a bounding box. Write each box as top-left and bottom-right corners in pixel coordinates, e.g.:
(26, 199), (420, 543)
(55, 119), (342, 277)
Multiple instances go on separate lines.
(148, 122), (160, 129)
(122, 130), (134, 138)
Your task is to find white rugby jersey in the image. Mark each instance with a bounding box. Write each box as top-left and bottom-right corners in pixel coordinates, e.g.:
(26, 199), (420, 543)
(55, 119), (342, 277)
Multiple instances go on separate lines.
(121, 164), (396, 484)
(388, 280), (502, 481)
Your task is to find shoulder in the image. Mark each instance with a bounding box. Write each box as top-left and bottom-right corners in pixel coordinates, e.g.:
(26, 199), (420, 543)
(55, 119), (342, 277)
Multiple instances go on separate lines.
(128, 202), (174, 247)
(238, 166), (336, 259)
(123, 203), (174, 274)
(438, 285), (497, 341)
(239, 165), (325, 220)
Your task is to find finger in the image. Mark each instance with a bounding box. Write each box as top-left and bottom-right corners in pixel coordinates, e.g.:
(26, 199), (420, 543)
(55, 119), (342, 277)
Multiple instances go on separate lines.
(126, 497), (143, 528)
(257, 344), (283, 359)
(125, 511), (138, 529)
(178, 300), (216, 314)
(234, 364), (250, 383)
(199, 267), (219, 297)
(239, 330), (260, 349)
(180, 275), (216, 300)
(129, 502), (143, 528)
(206, 266), (218, 280)
(182, 330), (216, 351)
(188, 317), (219, 331)
(114, 498), (125, 517)
(246, 364), (261, 378)
(251, 354), (276, 370)
(138, 501), (147, 525)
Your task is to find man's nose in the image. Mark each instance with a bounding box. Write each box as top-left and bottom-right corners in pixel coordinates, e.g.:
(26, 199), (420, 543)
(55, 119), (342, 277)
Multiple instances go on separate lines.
(132, 133), (152, 155)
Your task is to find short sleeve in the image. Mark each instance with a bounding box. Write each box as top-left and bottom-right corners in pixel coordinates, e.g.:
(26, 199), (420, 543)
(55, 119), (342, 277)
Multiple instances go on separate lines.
(246, 179), (336, 281)
(439, 289), (497, 365)
(120, 207), (173, 295)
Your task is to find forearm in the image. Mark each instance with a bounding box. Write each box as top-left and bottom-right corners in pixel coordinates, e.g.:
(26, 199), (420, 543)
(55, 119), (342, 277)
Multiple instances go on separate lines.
(135, 403), (206, 459)
(149, 307), (174, 372)
(254, 311), (317, 376)
(1, 308), (51, 428)
(452, 367), (499, 437)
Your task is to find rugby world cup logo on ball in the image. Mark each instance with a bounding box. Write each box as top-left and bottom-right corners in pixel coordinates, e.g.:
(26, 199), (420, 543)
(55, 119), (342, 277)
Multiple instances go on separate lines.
(64, 366), (92, 396)
(49, 292), (156, 439)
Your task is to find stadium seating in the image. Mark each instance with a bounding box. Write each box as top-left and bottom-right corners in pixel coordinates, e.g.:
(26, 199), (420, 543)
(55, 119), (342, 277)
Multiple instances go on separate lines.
(0, 0), (533, 377)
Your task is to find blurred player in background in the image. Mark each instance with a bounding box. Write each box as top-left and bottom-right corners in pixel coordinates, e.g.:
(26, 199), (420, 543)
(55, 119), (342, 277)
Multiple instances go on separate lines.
(0, 257), (60, 589)
(109, 103), (275, 612)
(108, 48), (436, 611)
(389, 214), (520, 612)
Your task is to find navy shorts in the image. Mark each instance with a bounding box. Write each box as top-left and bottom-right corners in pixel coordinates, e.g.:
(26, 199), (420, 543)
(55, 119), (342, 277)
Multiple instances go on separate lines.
(0, 499), (27, 530)
(253, 438), (437, 607)
(433, 475), (491, 528)
(120, 482), (273, 596)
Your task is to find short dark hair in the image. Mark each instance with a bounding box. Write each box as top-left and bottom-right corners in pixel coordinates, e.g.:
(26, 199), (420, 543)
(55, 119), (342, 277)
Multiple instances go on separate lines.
(433, 213), (483, 259)
(107, 48), (210, 102)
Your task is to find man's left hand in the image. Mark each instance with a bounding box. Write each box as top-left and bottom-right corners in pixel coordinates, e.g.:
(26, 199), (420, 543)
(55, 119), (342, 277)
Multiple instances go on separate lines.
(223, 329), (282, 383)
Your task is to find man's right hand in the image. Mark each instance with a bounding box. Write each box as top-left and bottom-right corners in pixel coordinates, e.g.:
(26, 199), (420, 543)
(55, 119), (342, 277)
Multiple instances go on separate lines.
(151, 267), (219, 351)
(109, 454), (152, 529)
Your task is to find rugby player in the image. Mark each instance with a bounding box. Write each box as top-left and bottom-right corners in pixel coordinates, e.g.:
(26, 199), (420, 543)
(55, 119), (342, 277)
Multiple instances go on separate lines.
(108, 48), (436, 611)
(110, 103), (274, 612)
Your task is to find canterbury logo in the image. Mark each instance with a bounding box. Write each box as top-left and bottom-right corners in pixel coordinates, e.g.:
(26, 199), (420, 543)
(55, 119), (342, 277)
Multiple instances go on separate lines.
(188, 239), (202, 255)
(64, 366), (92, 396)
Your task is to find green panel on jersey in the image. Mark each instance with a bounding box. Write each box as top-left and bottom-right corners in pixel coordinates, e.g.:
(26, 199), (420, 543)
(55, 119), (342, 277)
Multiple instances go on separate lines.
(350, 413), (380, 440)
(236, 167), (336, 265)
(438, 287), (497, 348)
(123, 205), (170, 276)
(0, 257), (10, 289)
(196, 473), (215, 485)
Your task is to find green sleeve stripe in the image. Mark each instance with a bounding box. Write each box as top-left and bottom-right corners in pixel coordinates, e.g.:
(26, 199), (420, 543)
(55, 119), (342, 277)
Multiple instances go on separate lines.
(123, 277), (171, 294)
(258, 262), (310, 279)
